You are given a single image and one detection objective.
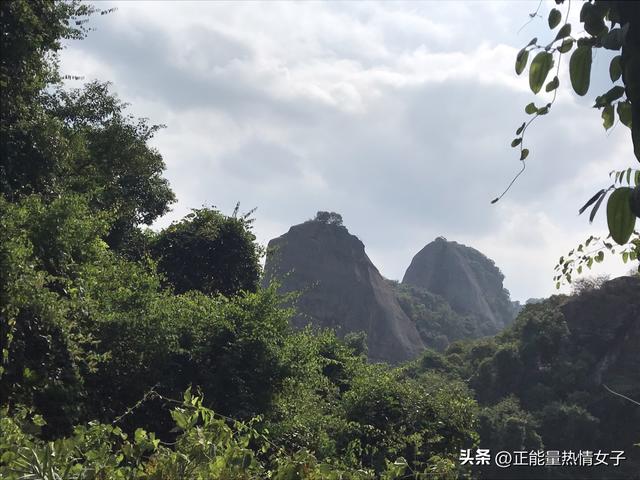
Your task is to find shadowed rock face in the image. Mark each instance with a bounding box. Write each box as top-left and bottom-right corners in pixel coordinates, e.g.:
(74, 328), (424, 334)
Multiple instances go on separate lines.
(262, 220), (425, 363)
(402, 237), (517, 335)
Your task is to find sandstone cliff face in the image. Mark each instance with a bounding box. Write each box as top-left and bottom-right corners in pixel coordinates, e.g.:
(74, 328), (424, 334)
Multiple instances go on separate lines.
(262, 219), (425, 363)
(402, 237), (516, 335)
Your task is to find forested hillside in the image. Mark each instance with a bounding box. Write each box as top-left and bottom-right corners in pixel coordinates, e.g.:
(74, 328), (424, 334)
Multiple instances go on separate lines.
(1, 2), (638, 479)
(390, 281), (485, 352)
(405, 276), (640, 479)
(0, 3), (474, 477)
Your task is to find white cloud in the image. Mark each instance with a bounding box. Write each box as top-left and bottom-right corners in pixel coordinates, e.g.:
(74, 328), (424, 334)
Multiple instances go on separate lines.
(58, 0), (636, 302)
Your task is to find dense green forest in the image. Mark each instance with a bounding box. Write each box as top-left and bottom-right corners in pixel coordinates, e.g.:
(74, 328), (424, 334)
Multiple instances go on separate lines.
(1, 2), (638, 479)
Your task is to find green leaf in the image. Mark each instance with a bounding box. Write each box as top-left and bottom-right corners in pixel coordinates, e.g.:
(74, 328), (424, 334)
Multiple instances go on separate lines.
(589, 192), (606, 223)
(515, 48), (529, 75)
(525, 103), (537, 115)
(32, 415), (47, 427)
(581, 2), (607, 37)
(520, 148), (529, 160)
(558, 38), (573, 54)
(527, 37), (538, 47)
(548, 9), (562, 29)
(623, 251), (629, 263)
(516, 122), (526, 135)
(529, 52), (554, 94)
(609, 56), (622, 82)
(545, 76), (559, 92)
(579, 189), (605, 215)
(617, 101), (632, 128)
(601, 28), (625, 50)
(594, 87), (625, 108)
(603, 85), (625, 103)
(602, 104), (614, 130)
(596, 251), (604, 263)
(171, 409), (189, 430)
(511, 138), (522, 147)
(607, 187), (636, 245)
(134, 428), (148, 444)
(569, 46), (592, 96)
(554, 23), (572, 41)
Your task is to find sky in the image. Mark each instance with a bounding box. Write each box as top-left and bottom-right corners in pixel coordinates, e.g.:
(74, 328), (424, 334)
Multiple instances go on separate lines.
(59, 1), (635, 302)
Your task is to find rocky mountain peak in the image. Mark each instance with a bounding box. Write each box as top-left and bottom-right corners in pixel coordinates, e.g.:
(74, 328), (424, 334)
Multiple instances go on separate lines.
(402, 237), (517, 334)
(262, 213), (425, 363)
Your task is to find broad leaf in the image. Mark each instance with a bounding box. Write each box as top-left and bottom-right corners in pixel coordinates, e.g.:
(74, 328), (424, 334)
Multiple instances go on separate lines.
(594, 86), (626, 108)
(569, 46), (592, 96)
(609, 56), (622, 82)
(607, 187), (636, 245)
(631, 184), (640, 217)
(545, 76), (559, 92)
(602, 28), (625, 50)
(548, 9), (561, 29)
(603, 86), (625, 103)
(558, 38), (573, 54)
(554, 23), (571, 41)
(515, 48), (529, 75)
(581, 2), (607, 37)
(617, 101), (632, 128)
(529, 52), (554, 94)
(602, 104), (614, 130)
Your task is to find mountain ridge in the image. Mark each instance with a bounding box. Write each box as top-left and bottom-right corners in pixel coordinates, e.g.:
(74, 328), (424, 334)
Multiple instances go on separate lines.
(262, 213), (523, 360)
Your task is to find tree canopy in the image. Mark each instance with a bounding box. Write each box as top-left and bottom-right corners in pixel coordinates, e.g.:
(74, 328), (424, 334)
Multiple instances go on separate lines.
(152, 207), (262, 297)
(313, 211), (344, 226)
